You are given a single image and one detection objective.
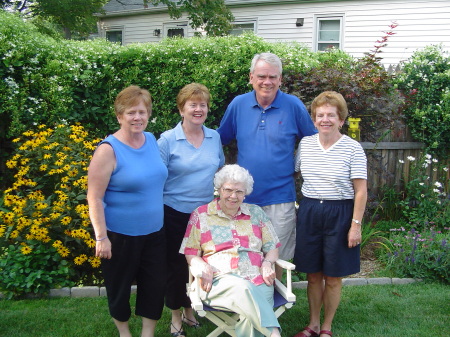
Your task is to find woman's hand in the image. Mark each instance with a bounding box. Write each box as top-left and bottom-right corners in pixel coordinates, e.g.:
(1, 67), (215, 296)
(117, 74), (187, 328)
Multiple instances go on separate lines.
(261, 260), (276, 286)
(348, 225), (362, 248)
(95, 238), (112, 259)
(200, 263), (214, 292)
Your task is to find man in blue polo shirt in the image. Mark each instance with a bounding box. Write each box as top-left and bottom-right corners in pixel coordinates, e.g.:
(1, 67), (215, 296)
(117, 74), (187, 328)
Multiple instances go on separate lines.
(217, 52), (317, 277)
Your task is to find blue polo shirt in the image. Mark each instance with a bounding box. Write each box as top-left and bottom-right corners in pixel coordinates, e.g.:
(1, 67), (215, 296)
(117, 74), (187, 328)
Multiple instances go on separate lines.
(158, 122), (225, 214)
(217, 90), (317, 206)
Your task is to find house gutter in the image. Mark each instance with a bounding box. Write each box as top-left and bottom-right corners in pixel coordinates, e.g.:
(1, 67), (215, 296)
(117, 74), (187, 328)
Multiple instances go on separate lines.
(97, 0), (344, 18)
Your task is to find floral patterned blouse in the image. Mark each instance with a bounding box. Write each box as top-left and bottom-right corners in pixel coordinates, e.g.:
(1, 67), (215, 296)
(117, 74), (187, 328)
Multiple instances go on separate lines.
(179, 198), (281, 285)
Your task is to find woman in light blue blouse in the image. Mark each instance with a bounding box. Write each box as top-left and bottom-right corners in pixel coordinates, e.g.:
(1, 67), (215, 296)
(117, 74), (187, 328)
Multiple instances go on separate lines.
(158, 83), (225, 337)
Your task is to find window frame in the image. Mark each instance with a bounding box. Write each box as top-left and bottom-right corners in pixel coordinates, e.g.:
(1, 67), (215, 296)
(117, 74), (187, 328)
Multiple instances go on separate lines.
(314, 15), (344, 52)
(163, 21), (188, 38)
(104, 26), (124, 45)
(229, 18), (257, 36)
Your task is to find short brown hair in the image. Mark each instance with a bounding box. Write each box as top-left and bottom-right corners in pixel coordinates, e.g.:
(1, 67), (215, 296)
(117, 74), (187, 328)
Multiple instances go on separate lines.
(114, 85), (152, 117)
(176, 83), (211, 111)
(311, 91), (348, 121)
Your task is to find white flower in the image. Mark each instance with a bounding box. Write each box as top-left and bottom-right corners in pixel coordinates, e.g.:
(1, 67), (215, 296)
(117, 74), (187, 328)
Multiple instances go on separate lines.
(399, 159), (404, 164)
(421, 194), (425, 197)
(407, 156), (415, 161)
(433, 189), (440, 193)
(425, 154), (432, 159)
(434, 182), (442, 188)
(419, 183), (424, 186)
(443, 167), (448, 172)
(437, 200), (441, 205)
(432, 158), (438, 163)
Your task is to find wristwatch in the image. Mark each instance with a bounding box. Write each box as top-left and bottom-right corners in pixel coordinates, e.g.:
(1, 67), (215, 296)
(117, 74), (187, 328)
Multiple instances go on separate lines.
(352, 218), (361, 225)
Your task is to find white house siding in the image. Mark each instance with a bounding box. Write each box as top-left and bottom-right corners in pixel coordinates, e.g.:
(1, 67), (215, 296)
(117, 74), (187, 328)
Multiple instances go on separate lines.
(98, 0), (450, 66)
(98, 13), (194, 44)
(227, 0), (450, 66)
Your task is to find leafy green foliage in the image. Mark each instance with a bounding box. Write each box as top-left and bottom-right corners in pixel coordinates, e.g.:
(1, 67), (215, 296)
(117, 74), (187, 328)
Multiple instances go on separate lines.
(2, 0), (108, 39)
(0, 243), (75, 299)
(0, 10), (315, 143)
(282, 47), (404, 142)
(394, 45), (450, 159)
(148, 0), (234, 36)
(383, 226), (449, 284)
(397, 154), (449, 230)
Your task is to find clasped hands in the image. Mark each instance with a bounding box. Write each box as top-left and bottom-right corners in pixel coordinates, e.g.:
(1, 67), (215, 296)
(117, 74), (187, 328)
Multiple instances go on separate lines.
(198, 261), (276, 292)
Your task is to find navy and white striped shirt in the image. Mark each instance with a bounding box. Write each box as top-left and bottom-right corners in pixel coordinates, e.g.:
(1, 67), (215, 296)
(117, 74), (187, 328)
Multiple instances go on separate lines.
(295, 134), (367, 200)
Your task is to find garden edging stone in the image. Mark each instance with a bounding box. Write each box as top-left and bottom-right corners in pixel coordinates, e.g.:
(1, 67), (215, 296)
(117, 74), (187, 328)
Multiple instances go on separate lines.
(293, 277), (420, 289)
(0, 278), (420, 299)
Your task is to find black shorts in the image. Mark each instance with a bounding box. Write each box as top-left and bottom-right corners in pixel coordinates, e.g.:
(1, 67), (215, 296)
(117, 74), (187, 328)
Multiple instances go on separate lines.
(101, 229), (167, 321)
(293, 197), (360, 277)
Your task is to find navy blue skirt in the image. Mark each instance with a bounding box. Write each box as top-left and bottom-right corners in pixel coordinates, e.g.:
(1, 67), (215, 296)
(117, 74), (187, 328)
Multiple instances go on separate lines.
(294, 197), (360, 277)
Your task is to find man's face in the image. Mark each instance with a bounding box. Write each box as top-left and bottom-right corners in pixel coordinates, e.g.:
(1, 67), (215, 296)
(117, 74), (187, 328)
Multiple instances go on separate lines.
(249, 60), (282, 106)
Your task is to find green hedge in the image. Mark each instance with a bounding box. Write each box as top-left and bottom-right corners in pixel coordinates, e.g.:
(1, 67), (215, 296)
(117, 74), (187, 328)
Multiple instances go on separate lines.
(0, 11), (319, 140)
(1, 9), (448, 181)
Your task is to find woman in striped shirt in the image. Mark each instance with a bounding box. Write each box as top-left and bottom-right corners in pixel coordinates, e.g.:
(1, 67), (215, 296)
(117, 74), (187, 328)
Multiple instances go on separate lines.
(292, 91), (367, 337)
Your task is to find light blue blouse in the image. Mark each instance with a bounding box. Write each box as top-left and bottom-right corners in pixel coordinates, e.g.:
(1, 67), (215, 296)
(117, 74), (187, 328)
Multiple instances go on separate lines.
(158, 122), (225, 214)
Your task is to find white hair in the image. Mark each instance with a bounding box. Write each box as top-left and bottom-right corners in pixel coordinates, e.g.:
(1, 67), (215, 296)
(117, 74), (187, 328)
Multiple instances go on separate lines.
(250, 52), (283, 74)
(214, 164), (254, 195)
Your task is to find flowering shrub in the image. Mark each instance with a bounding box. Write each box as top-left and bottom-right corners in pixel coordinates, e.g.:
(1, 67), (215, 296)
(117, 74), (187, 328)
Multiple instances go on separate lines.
(394, 45), (450, 158)
(0, 124), (103, 296)
(398, 154), (449, 230)
(383, 226), (449, 283)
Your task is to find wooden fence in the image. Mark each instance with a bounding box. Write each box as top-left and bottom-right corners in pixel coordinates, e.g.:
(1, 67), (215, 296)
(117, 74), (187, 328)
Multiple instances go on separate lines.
(361, 142), (449, 199)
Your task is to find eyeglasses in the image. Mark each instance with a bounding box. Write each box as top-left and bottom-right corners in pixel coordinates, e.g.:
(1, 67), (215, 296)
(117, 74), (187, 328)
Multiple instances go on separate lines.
(221, 188), (245, 197)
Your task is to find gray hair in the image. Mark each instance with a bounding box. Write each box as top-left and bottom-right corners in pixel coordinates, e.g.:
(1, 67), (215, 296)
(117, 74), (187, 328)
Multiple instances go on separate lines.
(214, 164), (254, 195)
(250, 53), (283, 75)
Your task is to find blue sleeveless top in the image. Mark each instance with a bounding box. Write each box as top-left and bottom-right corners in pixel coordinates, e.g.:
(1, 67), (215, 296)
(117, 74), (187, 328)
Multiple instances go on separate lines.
(101, 132), (168, 236)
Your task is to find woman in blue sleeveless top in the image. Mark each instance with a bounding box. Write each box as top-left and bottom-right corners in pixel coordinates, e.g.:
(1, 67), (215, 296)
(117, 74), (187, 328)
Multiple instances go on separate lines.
(88, 85), (168, 337)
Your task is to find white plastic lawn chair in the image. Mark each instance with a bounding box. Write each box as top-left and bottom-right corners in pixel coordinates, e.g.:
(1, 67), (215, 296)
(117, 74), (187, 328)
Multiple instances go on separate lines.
(187, 259), (296, 337)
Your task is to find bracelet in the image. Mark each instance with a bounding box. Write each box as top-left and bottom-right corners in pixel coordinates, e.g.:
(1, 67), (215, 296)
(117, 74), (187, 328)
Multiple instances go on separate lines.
(263, 259), (274, 266)
(96, 236), (108, 241)
(352, 219), (362, 225)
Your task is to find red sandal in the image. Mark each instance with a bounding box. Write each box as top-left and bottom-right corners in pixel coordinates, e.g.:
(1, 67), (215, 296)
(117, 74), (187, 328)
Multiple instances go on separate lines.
(293, 326), (319, 337)
(319, 330), (333, 337)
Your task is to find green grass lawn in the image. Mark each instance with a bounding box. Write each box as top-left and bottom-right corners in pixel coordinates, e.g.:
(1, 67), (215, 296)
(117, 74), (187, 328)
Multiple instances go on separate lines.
(0, 282), (448, 337)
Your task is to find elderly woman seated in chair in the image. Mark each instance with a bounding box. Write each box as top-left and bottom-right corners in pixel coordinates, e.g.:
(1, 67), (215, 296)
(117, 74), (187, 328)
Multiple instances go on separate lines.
(179, 164), (282, 337)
